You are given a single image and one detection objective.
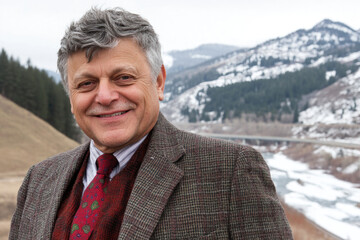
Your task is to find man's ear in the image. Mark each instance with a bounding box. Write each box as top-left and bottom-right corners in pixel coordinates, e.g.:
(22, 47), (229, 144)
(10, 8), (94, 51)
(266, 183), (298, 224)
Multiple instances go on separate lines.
(156, 65), (166, 101)
(69, 97), (74, 114)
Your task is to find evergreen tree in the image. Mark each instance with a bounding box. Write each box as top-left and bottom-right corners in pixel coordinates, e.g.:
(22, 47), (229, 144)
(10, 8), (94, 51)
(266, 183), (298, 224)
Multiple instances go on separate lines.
(204, 62), (358, 122)
(0, 49), (80, 141)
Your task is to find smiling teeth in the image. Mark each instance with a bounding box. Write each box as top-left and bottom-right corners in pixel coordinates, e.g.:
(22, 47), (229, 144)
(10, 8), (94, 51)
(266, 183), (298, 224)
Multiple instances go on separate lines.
(99, 112), (126, 118)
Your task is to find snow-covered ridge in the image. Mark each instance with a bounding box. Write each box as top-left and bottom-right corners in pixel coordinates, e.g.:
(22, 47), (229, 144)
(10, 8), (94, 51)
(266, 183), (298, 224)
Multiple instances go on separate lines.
(162, 52), (174, 68)
(313, 19), (358, 35)
(191, 54), (211, 59)
(161, 19), (360, 123)
(164, 43), (239, 74)
(299, 68), (360, 125)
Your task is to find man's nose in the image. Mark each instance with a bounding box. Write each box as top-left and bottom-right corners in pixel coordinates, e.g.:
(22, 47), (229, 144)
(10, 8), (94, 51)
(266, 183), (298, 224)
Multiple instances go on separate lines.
(95, 79), (118, 105)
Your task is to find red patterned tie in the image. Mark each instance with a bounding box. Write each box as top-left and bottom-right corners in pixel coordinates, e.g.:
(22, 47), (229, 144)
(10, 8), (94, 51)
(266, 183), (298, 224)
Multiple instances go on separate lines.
(69, 153), (118, 240)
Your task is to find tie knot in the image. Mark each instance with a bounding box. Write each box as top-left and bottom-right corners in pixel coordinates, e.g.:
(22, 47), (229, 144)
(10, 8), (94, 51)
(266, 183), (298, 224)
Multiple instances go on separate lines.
(96, 153), (118, 176)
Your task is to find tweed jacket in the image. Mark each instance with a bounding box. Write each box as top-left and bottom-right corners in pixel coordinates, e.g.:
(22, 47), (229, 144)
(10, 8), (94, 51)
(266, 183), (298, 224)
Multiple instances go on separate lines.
(10, 113), (293, 239)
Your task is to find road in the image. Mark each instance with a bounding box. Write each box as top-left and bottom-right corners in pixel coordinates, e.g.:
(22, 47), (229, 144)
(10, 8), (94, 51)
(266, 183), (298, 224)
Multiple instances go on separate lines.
(199, 133), (360, 150)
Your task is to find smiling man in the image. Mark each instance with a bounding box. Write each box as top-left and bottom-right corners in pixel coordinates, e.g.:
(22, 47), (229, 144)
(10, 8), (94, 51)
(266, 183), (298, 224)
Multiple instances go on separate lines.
(10, 8), (293, 240)
(67, 38), (165, 153)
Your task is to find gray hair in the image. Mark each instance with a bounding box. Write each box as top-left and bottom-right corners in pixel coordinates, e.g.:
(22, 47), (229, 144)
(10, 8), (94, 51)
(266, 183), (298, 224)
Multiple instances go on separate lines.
(57, 7), (163, 93)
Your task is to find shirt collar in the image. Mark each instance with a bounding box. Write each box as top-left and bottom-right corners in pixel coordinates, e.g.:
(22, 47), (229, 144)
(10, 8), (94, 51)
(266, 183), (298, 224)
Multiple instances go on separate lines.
(89, 135), (147, 174)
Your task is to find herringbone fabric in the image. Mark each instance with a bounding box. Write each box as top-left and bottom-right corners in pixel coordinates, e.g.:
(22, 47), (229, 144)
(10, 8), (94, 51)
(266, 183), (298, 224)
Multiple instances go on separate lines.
(52, 152), (89, 240)
(69, 154), (117, 239)
(52, 136), (150, 240)
(88, 135), (150, 240)
(10, 113), (293, 240)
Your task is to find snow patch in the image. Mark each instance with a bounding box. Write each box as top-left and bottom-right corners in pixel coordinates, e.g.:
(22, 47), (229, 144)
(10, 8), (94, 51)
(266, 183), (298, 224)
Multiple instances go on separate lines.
(326, 70), (336, 81)
(266, 153), (360, 240)
(163, 52), (173, 68)
(191, 54), (211, 59)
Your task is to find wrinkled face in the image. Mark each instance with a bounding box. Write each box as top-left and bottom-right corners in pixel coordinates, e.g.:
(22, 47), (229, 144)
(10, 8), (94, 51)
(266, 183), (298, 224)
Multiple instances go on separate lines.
(67, 38), (165, 153)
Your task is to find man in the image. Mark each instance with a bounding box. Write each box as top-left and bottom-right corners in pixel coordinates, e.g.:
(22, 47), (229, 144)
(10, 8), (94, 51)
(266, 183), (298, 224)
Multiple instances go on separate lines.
(10, 7), (293, 239)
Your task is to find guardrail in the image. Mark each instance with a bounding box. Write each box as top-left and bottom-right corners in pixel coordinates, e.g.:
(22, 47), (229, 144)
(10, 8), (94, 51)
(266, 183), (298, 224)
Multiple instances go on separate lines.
(198, 133), (360, 150)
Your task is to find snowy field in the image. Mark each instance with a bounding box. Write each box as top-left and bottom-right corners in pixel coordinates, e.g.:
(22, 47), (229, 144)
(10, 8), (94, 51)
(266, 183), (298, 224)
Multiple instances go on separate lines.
(264, 153), (360, 240)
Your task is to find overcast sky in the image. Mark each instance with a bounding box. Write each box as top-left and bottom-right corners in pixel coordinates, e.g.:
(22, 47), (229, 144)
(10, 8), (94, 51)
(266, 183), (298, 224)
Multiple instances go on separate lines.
(1, 0), (360, 72)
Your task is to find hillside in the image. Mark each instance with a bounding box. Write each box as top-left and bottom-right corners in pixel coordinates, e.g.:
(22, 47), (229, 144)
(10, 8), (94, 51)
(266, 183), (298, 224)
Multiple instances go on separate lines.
(0, 94), (79, 174)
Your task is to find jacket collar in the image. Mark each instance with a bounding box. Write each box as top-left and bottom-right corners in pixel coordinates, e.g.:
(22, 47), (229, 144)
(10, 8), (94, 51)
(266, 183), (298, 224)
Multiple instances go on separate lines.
(45, 113), (185, 239)
(42, 142), (90, 239)
(118, 112), (185, 239)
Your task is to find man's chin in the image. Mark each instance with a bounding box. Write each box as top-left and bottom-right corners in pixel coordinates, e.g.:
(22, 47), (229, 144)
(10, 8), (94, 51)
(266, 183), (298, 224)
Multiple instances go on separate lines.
(94, 142), (128, 153)
(91, 133), (132, 153)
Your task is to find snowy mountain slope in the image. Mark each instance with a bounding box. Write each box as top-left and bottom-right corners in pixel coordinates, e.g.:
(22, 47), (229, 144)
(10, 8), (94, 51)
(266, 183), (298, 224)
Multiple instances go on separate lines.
(164, 43), (239, 74)
(291, 65), (360, 143)
(46, 69), (61, 83)
(299, 67), (360, 125)
(161, 19), (360, 123)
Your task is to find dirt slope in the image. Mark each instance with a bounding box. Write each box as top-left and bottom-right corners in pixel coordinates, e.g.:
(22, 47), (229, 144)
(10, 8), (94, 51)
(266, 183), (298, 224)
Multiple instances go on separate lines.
(0, 94), (80, 239)
(0, 94), (79, 175)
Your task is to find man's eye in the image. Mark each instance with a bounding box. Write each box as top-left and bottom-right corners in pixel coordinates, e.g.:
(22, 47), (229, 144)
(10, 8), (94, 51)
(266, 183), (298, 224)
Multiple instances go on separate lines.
(115, 75), (133, 81)
(78, 81), (95, 89)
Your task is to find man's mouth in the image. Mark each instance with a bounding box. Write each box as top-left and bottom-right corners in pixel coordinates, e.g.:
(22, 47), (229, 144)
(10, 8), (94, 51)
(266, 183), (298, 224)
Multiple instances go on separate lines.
(98, 110), (129, 118)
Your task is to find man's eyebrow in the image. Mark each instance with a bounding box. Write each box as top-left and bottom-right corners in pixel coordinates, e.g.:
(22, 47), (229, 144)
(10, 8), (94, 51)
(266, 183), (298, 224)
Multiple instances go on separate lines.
(73, 72), (96, 80)
(71, 72), (97, 86)
(109, 66), (138, 76)
(72, 66), (138, 82)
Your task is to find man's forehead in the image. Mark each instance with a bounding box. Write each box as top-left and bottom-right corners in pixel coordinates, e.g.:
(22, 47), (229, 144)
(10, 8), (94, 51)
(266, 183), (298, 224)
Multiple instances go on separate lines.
(67, 42), (149, 79)
(68, 38), (142, 62)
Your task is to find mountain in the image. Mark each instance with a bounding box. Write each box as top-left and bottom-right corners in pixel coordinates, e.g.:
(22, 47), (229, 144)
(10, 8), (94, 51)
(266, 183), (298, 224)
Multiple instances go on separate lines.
(163, 43), (240, 74)
(0, 94), (78, 174)
(46, 69), (61, 83)
(161, 19), (360, 123)
(292, 65), (360, 145)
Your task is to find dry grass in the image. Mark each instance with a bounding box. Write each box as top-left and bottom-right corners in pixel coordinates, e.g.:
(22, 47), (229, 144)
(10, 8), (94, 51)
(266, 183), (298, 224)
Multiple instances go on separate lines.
(0, 95), (80, 239)
(306, 123), (360, 139)
(283, 144), (318, 163)
(0, 176), (23, 240)
(282, 201), (339, 240)
(0, 220), (11, 240)
(284, 143), (360, 183)
(0, 95), (79, 174)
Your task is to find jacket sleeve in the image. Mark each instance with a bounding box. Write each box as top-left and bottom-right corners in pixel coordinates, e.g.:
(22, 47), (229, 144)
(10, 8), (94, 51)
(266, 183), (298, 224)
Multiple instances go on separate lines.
(229, 147), (293, 239)
(9, 166), (34, 240)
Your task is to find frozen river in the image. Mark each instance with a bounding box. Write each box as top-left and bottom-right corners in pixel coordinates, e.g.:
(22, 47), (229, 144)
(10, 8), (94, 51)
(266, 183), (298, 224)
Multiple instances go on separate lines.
(264, 152), (360, 240)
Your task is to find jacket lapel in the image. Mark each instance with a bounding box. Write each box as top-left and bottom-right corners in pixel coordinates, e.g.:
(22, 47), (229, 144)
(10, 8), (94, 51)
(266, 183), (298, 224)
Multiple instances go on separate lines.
(118, 113), (185, 239)
(39, 143), (89, 239)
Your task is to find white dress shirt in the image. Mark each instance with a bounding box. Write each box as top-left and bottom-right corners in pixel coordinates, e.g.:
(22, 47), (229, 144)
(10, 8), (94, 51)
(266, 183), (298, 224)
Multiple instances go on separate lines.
(82, 136), (147, 193)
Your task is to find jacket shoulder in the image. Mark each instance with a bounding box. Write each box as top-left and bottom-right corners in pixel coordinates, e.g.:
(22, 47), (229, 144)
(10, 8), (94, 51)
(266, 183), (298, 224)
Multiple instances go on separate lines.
(30, 142), (89, 176)
(178, 129), (259, 157)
